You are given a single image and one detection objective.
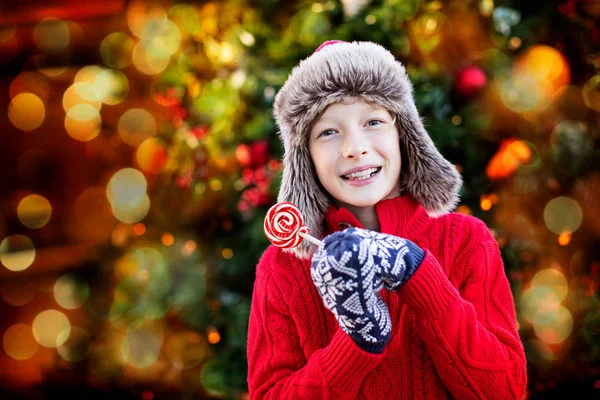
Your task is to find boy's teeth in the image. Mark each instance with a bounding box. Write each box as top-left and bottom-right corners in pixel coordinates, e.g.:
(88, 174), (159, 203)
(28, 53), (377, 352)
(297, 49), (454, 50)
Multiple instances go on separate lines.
(344, 167), (378, 180)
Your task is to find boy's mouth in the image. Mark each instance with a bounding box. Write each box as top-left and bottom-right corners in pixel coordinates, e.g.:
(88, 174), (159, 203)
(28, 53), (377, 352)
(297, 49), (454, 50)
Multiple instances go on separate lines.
(341, 167), (381, 181)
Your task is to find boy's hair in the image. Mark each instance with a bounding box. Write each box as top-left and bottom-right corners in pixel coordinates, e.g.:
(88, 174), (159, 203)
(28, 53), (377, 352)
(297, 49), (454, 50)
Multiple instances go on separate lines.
(273, 40), (462, 259)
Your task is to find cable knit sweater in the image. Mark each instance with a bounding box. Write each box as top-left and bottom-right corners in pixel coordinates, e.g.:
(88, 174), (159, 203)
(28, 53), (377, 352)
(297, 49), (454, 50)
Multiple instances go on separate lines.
(247, 195), (527, 399)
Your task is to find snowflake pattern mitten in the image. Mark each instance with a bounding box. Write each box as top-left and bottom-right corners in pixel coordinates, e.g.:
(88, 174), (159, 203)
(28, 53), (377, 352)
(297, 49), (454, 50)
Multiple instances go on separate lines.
(345, 228), (425, 291)
(311, 230), (392, 354)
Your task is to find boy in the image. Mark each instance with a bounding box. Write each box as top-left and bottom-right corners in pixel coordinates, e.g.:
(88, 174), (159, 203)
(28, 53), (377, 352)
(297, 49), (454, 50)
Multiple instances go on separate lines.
(247, 40), (527, 399)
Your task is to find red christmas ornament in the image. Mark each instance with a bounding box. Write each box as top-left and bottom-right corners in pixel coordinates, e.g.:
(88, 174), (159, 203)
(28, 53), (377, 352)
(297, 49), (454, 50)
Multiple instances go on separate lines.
(190, 125), (209, 139)
(249, 140), (269, 167)
(236, 144), (252, 168)
(236, 140), (269, 168)
(454, 66), (487, 98)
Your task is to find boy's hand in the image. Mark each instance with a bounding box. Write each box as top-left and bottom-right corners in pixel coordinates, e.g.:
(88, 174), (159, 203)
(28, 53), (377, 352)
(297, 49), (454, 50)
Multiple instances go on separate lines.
(311, 230), (392, 354)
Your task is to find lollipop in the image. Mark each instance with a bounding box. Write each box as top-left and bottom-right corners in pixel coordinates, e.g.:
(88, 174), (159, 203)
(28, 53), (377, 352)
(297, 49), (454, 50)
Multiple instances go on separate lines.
(264, 202), (322, 248)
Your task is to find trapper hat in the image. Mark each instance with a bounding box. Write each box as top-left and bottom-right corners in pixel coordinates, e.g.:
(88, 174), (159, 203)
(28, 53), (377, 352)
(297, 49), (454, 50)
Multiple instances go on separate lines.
(273, 40), (462, 259)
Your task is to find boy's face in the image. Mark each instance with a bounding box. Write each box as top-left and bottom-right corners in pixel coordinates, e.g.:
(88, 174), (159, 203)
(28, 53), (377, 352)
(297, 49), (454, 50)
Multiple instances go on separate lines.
(308, 99), (402, 209)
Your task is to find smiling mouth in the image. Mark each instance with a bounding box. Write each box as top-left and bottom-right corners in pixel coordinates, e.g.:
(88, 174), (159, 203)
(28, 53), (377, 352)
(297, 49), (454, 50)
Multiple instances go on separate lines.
(341, 167), (381, 180)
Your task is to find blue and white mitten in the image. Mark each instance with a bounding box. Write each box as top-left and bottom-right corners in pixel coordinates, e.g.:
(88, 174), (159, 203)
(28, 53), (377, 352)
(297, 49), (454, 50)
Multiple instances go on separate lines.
(346, 228), (425, 291)
(311, 230), (392, 354)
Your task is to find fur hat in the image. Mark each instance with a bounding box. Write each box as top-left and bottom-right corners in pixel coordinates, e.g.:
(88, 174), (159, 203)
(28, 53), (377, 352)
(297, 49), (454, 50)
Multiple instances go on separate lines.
(273, 40), (462, 259)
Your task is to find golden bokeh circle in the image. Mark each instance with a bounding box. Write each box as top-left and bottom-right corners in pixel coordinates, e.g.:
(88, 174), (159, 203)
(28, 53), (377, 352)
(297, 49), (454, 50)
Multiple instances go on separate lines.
(118, 108), (157, 146)
(65, 103), (102, 142)
(8, 93), (45, 131)
(3, 323), (39, 360)
(32, 309), (71, 348)
(17, 194), (52, 229)
(543, 196), (583, 235)
(0, 234), (36, 272)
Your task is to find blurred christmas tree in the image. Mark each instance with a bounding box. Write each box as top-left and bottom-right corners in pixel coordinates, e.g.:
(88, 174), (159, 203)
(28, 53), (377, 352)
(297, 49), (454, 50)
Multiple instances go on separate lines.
(84, 0), (600, 398)
(3, 0), (599, 399)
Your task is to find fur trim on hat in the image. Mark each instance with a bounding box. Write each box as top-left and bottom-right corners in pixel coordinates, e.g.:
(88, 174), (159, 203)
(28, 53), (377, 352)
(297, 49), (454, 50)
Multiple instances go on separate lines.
(273, 41), (462, 259)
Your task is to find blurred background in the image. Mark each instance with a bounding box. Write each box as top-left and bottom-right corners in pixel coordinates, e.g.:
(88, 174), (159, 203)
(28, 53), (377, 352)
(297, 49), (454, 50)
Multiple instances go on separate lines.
(0, 0), (599, 399)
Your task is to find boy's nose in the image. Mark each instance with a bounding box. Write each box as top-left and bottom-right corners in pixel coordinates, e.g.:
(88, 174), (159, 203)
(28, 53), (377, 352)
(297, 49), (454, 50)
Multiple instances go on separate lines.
(341, 131), (369, 159)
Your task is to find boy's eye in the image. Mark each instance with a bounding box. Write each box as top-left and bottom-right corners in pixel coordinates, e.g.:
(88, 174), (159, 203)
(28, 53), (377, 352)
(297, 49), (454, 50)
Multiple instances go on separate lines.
(318, 129), (336, 138)
(366, 119), (383, 127)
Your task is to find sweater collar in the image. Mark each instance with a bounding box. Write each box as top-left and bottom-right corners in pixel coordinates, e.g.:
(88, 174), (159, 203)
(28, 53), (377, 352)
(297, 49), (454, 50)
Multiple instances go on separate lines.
(323, 194), (431, 237)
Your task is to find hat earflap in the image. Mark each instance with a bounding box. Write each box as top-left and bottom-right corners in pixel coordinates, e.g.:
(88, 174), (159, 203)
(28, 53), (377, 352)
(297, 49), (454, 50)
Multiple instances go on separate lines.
(396, 105), (462, 217)
(277, 144), (330, 259)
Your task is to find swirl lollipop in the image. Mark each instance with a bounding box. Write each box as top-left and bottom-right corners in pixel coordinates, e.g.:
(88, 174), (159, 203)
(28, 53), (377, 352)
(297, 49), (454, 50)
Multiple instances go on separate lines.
(264, 202), (322, 248)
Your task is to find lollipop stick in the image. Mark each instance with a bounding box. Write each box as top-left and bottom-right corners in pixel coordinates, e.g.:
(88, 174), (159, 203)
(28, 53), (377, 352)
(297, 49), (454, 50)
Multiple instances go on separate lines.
(298, 231), (322, 246)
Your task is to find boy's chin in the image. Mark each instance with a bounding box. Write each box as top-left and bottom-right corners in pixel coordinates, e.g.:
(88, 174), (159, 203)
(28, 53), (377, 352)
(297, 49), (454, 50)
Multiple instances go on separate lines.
(335, 196), (382, 209)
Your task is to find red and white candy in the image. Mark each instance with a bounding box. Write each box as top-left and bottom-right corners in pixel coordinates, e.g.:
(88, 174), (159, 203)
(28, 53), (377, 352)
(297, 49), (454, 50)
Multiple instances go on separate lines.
(264, 202), (322, 248)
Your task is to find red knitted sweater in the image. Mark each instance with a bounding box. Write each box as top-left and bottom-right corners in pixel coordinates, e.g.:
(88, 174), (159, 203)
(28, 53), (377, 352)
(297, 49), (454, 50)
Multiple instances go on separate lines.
(247, 195), (527, 399)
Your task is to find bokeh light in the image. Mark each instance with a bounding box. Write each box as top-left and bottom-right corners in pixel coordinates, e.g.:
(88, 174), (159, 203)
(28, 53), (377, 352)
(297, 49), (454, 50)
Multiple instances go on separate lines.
(0, 234), (36, 272)
(3, 323), (39, 360)
(8, 93), (45, 131)
(54, 274), (90, 309)
(486, 138), (537, 180)
(133, 223), (146, 236)
(121, 320), (163, 368)
(499, 75), (554, 113)
(162, 233), (174, 246)
(532, 305), (573, 344)
(74, 65), (104, 85)
(63, 82), (102, 112)
(114, 247), (166, 282)
(136, 138), (168, 174)
(100, 32), (134, 69)
(543, 196), (583, 236)
(500, 45), (569, 113)
(126, 0), (166, 39)
(67, 187), (116, 243)
(168, 4), (201, 36)
(551, 120), (593, 175)
(33, 18), (70, 54)
(520, 285), (560, 324)
(110, 193), (150, 224)
(10, 71), (50, 102)
(64, 103), (102, 142)
(32, 309), (71, 348)
(57, 326), (91, 362)
(552, 85), (589, 120)
(106, 168), (150, 224)
(118, 108), (157, 146)
(107, 168), (147, 208)
(181, 240), (196, 256)
(95, 69), (130, 105)
(140, 18), (181, 58)
(207, 326), (220, 344)
(166, 331), (206, 369)
(532, 269), (569, 302)
(582, 74), (600, 112)
(200, 358), (226, 397)
(514, 45), (569, 86)
(132, 41), (171, 75)
(17, 194), (52, 229)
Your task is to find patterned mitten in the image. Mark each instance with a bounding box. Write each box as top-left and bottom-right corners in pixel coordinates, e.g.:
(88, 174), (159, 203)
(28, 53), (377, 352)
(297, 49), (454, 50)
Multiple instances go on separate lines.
(311, 230), (392, 354)
(346, 228), (426, 291)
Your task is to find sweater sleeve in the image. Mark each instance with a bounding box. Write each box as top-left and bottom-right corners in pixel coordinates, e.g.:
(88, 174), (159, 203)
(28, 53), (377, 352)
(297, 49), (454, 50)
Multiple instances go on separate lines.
(397, 220), (527, 400)
(247, 247), (384, 399)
